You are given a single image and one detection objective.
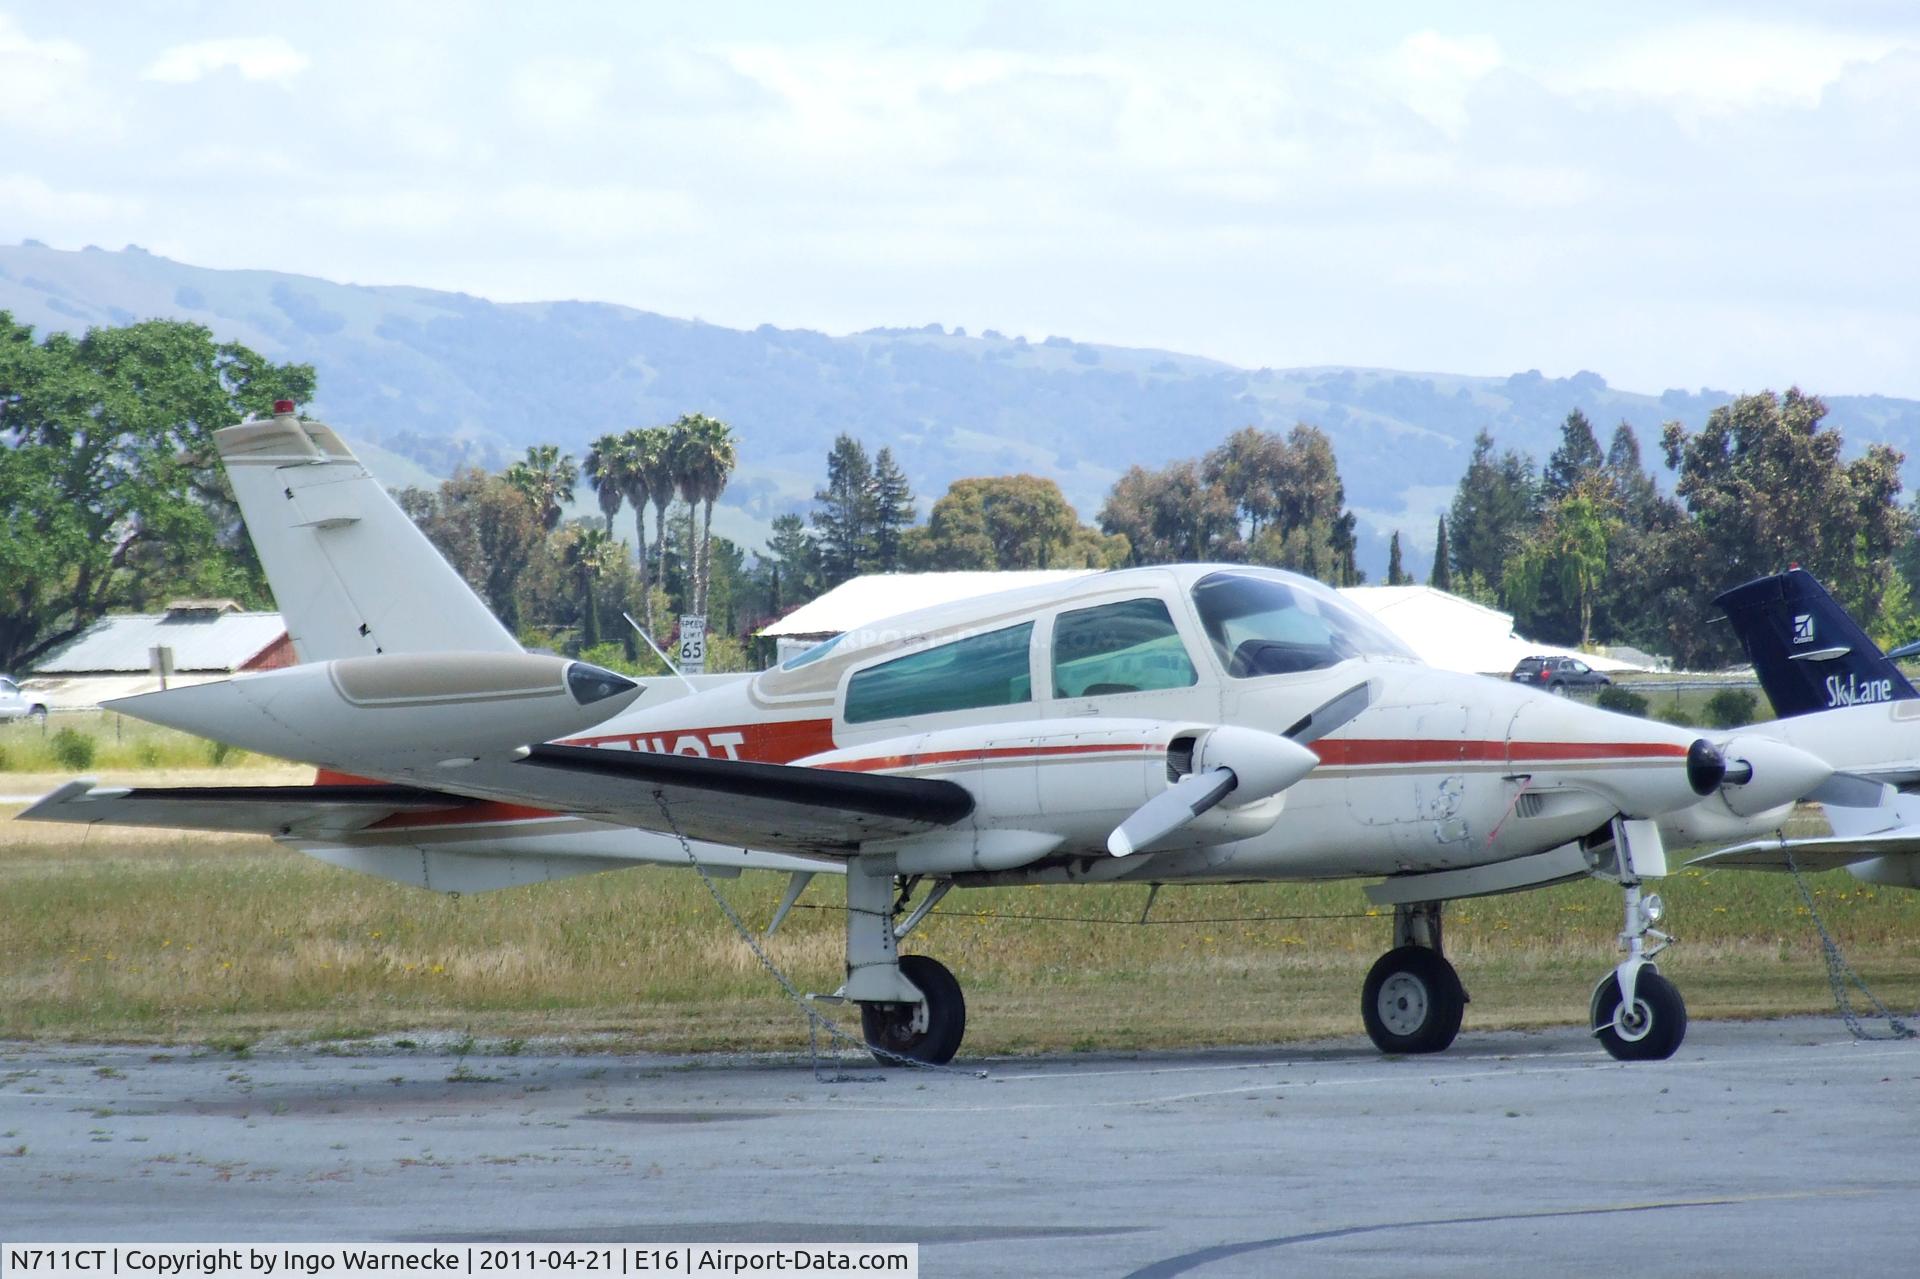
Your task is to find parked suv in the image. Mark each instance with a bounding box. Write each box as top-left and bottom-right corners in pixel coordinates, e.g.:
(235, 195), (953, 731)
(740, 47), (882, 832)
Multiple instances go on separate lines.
(1510, 655), (1611, 696)
(0, 675), (48, 722)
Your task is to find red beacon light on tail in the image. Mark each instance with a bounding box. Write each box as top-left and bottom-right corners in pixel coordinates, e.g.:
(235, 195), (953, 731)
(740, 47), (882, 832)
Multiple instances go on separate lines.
(273, 399), (296, 416)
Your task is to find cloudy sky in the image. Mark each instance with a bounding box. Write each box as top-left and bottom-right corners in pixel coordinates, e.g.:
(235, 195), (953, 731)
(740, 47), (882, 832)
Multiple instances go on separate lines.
(5, 2), (1919, 396)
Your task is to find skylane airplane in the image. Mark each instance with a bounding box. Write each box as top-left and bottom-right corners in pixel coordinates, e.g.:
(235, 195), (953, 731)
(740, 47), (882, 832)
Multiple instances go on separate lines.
(20, 405), (1848, 1064)
(1690, 567), (1920, 887)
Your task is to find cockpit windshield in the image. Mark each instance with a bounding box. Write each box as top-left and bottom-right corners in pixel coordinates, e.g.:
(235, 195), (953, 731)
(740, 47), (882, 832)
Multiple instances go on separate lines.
(1191, 570), (1415, 677)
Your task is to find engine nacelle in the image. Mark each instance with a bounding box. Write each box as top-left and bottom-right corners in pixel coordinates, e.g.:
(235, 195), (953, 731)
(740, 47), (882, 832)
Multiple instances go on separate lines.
(1712, 734), (1835, 818)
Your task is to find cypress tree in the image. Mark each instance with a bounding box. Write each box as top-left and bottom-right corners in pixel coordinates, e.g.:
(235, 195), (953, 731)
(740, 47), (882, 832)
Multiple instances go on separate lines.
(1430, 515), (1453, 591)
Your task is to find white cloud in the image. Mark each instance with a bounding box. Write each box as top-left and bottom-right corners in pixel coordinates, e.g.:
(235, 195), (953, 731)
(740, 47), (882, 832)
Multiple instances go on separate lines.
(0, 172), (141, 225)
(0, 13), (118, 138)
(1565, 18), (1900, 114)
(1376, 31), (1503, 135)
(508, 56), (614, 131)
(143, 36), (309, 84)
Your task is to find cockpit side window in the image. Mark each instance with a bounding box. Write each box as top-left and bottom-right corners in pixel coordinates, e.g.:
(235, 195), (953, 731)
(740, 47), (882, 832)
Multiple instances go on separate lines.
(1051, 598), (1198, 698)
(843, 623), (1035, 724)
(1192, 570), (1415, 677)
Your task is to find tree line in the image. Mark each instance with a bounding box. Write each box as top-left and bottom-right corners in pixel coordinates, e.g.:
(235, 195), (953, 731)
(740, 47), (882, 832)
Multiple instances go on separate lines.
(1438, 397), (1910, 668)
(3, 313), (1914, 676)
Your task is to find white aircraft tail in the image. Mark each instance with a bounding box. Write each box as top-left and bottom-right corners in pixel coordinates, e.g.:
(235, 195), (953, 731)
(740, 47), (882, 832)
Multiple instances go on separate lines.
(217, 406), (520, 661)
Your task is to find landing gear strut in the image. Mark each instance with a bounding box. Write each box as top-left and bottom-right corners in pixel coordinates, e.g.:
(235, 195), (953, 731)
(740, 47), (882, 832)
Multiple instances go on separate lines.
(1587, 819), (1687, 1061)
(841, 861), (967, 1066)
(1362, 900), (1468, 1054)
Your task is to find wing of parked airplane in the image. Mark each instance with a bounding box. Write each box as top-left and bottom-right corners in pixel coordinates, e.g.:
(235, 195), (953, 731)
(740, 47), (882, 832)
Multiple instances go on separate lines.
(1691, 831), (1920, 872)
(24, 743), (978, 859)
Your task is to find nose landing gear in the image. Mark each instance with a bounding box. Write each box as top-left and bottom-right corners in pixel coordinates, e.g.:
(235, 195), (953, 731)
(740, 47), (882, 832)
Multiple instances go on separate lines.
(1588, 820), (1687, 1061)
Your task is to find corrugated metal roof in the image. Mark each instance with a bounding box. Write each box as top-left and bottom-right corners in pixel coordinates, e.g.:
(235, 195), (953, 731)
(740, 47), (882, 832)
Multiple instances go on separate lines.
(34, 612), (287, 674)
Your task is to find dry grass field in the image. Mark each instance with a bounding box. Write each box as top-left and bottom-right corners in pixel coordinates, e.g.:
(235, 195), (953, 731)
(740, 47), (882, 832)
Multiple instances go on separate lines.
(5, 775), (1920, 1055)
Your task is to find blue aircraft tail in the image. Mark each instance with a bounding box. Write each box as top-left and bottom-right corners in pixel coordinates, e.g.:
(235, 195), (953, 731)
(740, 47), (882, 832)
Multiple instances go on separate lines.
(1714, 568), (1917, 718)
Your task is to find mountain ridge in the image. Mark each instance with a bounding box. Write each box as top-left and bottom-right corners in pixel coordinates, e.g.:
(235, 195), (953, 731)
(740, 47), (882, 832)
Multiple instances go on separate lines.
(7, 240), (1920, 578)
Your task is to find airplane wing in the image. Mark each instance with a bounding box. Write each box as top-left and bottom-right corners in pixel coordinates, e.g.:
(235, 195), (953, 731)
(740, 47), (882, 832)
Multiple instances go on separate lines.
(1687, 830), (1920, 872)
(494, 744), (977, 854)
(18, 780), (470, 838)
(20, 747), (980, 859)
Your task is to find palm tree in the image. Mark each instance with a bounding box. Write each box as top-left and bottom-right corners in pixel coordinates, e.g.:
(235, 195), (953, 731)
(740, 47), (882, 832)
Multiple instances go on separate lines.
(615, 428), (656, 634)
(637, 425), (681, 633)
(504, 444), (578, 532)
(562, 526), (619, 651)
(667, 413), (737, 616)
(583, 434), (630, 535)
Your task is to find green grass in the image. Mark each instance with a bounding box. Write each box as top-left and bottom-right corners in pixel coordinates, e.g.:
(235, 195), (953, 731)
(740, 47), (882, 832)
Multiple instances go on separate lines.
(0, 712), (287, 773)
(3, 809), (1918, 1053)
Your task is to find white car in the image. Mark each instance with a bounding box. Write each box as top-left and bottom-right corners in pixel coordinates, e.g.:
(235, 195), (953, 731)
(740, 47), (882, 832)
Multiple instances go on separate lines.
(0, 675), (48, 722)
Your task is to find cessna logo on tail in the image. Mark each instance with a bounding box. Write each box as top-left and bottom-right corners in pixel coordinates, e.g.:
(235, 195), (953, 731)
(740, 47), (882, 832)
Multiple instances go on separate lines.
(1793, 613), (1815, 645)
(1826, 674), (1895, 708)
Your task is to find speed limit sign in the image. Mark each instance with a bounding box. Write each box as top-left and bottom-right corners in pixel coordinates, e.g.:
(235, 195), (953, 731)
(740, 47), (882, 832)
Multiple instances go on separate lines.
(677, 615), (707, 674)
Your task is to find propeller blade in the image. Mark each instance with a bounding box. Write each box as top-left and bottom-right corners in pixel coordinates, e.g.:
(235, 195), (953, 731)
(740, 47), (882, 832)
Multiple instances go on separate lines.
(1108, 767), (1237, 857)
(1283, 681), (1373, 745)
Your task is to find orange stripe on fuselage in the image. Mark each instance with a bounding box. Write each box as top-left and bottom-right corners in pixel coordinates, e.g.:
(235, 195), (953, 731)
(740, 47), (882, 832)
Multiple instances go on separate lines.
(563, 717), (836, 763)
(1313, 739), (1690, 767)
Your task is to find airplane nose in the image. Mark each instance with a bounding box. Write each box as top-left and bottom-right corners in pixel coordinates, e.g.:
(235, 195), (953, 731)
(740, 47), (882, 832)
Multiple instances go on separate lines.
(566, 661), (639, 706)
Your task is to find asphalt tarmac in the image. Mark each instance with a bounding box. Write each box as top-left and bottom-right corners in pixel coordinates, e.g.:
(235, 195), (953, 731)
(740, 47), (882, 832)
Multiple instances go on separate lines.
(3, 1017), (1918, 1277)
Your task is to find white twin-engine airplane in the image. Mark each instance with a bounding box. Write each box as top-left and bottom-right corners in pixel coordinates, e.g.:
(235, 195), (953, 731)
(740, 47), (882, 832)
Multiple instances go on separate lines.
(21, 405), (1849, 1065)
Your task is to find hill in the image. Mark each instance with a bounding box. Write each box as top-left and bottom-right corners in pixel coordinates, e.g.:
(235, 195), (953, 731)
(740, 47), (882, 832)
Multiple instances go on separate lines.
(7, 240), (1920, 578)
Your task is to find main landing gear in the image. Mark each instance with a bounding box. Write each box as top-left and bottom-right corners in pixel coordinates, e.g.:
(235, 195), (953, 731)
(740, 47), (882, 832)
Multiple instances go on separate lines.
(1361, 900), (1468, 1054)
(840, 861), (967, 1066)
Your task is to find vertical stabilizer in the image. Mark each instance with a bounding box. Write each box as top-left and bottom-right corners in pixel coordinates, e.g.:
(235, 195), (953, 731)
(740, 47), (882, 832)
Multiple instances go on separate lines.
(217, 407), (520, 661)
(1714, 568), (1915, 718)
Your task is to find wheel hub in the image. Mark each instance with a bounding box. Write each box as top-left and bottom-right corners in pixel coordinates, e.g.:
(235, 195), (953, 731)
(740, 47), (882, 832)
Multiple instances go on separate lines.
(1376, 972), (1431, 1036)
(1613, 998), (1654, 1042)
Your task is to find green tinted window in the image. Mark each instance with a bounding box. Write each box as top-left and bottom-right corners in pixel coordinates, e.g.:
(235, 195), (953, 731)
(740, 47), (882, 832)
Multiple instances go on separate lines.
(844, 623), (1035, 723)
(1051, 598), (1198, 697)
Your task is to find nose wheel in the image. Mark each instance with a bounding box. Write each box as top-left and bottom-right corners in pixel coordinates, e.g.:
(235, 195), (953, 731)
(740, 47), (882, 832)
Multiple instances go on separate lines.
(861, 953), (967, 1066)
(1591, 965), (1687, 1060)
(1591, 877), (1687, 1061)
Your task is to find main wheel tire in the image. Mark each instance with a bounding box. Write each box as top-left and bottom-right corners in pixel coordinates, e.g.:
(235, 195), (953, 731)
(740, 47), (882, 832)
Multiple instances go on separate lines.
(861, 953), (966, 1066)
(1362, 946), (1467, 1054)
(1592, 968), (1687, 1061)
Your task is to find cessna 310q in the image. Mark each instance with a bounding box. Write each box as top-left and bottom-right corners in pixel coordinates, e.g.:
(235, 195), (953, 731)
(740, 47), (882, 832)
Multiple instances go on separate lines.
(21, 405), (1846, 1064)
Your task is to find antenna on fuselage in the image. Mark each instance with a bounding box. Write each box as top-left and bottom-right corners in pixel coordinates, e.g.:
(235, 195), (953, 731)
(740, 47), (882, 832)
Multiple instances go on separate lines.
(623, 612), (699, 695)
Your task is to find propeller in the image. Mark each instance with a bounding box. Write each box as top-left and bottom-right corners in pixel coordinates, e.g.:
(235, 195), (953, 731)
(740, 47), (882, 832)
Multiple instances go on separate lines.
(1107, 682), (1372, 858)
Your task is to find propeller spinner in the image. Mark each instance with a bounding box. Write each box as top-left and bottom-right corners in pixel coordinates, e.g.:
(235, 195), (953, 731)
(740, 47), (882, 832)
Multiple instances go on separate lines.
(1107, 682), (1372, 857)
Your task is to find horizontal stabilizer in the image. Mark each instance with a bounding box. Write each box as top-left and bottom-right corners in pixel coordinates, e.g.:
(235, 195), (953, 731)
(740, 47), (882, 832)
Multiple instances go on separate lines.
(18, 779), (463, 837)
